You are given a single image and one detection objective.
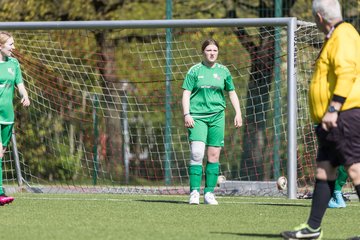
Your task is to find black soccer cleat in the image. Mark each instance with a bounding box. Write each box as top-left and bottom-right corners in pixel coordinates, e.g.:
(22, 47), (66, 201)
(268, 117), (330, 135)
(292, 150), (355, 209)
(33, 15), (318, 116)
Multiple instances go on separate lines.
(281, 223), (323, 239)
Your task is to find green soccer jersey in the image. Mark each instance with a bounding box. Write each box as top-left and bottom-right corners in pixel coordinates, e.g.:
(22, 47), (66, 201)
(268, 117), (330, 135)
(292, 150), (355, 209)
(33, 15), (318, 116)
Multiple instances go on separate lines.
(0, 57), (23, 124)
(182, 62), (235, 114)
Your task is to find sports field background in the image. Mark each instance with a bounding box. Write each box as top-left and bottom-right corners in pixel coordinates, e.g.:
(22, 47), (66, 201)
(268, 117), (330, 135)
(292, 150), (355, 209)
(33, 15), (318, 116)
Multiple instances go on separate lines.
(1, 193), (358, 240)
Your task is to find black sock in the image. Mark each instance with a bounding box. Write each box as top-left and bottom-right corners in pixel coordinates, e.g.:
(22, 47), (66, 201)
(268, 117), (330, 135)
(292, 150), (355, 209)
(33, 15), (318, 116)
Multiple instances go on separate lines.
(307, 179), (335, 230)
(355, 184), (360, 201)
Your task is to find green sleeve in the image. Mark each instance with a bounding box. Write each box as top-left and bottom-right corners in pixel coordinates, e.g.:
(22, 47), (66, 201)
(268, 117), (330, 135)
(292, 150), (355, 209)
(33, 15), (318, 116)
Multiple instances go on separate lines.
(15, 61), (23, 85)
(182, 70), (196, 91)
(224, 68), (235, 91)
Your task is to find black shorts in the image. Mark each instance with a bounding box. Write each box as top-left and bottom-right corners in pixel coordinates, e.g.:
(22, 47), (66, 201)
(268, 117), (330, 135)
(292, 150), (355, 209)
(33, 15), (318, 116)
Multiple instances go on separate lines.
(316, 108), (360, 167)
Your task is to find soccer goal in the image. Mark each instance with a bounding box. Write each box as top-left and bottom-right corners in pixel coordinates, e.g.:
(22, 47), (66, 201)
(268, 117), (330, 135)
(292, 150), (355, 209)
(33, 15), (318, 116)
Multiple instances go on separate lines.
(1, 18), (321, 199)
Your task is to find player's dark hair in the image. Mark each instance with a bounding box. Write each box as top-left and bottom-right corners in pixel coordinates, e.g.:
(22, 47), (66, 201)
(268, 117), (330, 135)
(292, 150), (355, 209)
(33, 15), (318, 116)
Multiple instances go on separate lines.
(201, 39), (219, 52)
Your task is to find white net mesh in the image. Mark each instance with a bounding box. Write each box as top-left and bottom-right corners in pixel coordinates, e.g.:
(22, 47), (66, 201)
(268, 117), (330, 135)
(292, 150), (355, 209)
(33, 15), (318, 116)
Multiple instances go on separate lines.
(1, 21), (331, 195)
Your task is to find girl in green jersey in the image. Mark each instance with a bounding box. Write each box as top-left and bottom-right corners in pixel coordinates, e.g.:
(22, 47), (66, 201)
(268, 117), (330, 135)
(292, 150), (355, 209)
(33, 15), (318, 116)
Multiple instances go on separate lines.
(0, 31), (30, 206)
(182, 39), (242, 205)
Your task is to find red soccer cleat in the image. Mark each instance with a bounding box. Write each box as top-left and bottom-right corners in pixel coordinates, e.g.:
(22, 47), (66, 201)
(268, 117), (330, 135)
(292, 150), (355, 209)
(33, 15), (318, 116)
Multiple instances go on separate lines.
(0, 194), (14, 206)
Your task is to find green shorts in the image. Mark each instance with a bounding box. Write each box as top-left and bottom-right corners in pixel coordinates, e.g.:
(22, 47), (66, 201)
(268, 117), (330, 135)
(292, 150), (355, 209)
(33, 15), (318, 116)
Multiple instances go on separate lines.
(1, 124), (13, 147)
(188, 111), (225, 147)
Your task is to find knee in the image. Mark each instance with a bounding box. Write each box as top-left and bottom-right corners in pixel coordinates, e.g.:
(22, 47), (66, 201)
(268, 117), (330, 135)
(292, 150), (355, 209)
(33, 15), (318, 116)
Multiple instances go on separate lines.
(315, 165), (337, 181)
(190, 142), (205, 165)
(192, 150), (204, 161)
(207, 147), (221, 163)
(190, 150), (204, 165)
(347, 163), (360, 185)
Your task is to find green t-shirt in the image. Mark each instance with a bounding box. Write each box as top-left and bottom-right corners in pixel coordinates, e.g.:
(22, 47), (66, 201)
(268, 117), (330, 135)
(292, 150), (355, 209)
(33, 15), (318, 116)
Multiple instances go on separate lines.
(182, 62), (235, 115)
(0, 57), (23, 124)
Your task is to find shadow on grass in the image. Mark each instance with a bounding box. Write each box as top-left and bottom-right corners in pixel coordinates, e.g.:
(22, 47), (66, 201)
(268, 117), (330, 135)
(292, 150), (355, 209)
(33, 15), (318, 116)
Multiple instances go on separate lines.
(211, 231), (280, 238)
(135, 200), (310, 207)
(255, 203), (310, 207)
(135, 199), (188, 204)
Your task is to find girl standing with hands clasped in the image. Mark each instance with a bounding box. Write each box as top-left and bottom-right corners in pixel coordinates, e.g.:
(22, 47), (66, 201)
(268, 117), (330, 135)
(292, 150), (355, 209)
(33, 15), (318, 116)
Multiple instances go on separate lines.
(182, 39), (242, 205)
(0, 31), (30, 206)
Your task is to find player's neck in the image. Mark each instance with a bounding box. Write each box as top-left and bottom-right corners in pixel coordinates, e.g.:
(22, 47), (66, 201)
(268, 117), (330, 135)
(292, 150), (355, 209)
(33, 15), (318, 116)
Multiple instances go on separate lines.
(202, 61), (215, 68)
(0, 55), (6, 62)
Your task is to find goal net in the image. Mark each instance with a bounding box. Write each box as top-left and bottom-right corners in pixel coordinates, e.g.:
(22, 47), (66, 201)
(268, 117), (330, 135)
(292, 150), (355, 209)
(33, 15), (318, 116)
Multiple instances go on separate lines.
(2, 19), (324, 196)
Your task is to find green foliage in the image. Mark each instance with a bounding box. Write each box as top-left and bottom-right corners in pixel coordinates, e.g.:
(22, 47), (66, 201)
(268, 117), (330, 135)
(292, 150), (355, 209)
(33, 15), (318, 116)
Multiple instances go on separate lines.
(15, 105), (80, 181)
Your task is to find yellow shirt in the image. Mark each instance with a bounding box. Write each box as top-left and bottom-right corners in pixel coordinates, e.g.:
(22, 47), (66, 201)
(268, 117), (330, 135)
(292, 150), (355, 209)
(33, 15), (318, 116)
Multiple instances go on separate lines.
(309, 22), (360, 124)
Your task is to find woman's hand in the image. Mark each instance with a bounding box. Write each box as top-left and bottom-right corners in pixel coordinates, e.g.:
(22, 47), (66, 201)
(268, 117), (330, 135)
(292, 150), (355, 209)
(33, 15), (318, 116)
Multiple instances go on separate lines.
(21, 96), (30, 106)
(184, 114), (195, 128)
(234, 113), (242, 128)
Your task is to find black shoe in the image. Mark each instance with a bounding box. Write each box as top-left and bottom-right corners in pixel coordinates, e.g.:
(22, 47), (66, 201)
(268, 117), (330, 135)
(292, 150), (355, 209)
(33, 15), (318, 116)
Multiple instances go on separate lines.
(281, 223), (322, 239)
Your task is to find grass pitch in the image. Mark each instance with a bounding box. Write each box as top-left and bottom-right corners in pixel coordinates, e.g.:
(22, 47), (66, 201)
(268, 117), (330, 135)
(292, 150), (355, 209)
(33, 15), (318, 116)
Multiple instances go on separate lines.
(1, 193), (358, 240)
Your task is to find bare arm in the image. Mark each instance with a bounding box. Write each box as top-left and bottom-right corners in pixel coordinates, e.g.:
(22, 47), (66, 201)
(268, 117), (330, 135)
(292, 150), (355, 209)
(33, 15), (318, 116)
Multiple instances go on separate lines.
(182, 89), (194, 128)
(228, 90), (242, 128)
(17, 83), (30, 106)
(0, 143), (3, 158)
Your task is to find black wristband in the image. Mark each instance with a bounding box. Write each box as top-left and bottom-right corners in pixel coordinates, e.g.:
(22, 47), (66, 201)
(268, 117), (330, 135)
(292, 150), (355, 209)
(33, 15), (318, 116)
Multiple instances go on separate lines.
(184, 113), (190, 117)
(332, 95), (346, 104)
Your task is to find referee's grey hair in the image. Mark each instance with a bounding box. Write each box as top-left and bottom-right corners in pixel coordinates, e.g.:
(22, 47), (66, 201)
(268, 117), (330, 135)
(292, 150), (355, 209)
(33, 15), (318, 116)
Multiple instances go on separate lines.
(312, 0), (342, 22)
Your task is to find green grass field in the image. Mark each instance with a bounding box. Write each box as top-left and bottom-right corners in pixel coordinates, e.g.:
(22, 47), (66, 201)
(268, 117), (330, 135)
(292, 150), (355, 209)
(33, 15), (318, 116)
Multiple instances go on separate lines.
(1, 193), (358, 240)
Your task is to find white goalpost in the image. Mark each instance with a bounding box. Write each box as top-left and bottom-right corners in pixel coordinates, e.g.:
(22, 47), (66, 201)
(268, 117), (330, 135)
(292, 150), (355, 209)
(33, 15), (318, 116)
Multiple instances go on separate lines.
(0, 18), (321, 199)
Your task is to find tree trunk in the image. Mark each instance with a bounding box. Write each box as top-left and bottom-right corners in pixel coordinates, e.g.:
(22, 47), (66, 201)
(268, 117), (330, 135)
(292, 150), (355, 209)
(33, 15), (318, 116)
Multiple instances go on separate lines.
(225, 0), (277, 180)
(95, 32), (124, 180)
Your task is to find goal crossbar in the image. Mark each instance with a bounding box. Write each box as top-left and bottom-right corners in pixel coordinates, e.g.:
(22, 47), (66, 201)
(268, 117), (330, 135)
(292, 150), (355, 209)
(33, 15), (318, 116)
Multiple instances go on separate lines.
(0, 18), (295, 29)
